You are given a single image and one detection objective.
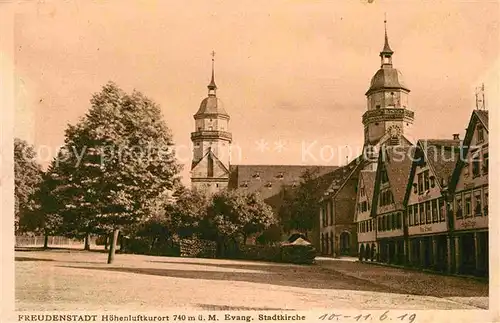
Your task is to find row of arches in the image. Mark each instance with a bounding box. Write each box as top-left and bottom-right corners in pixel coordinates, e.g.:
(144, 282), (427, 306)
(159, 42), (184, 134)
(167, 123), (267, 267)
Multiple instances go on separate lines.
(359, 243), (376, 262)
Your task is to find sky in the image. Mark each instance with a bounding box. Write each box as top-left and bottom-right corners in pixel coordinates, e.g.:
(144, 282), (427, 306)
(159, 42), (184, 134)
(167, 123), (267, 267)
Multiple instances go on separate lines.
(11, 0), (500, 185)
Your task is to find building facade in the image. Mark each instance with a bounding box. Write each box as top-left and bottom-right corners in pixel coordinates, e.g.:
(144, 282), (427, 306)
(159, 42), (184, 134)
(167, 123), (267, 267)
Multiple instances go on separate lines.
(447, 110), (489, 276)
(404, 139), (460, 272)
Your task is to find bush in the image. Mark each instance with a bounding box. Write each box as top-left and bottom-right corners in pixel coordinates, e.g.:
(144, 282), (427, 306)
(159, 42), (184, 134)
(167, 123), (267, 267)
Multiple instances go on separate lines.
(235, 244), (316, 265)
(122, 238), (180, 257)
(280, 244), (316, 265)
(236, 245), (282, 262)
(179, 238), (216, 258)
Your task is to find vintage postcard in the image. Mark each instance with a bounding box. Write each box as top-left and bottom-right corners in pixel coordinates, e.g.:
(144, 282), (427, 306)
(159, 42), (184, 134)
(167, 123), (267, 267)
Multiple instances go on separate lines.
(1, 0), (499, 322)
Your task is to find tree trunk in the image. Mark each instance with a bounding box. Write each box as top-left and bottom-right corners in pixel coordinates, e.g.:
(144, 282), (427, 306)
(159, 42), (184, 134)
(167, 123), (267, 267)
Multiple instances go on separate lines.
(84, 233), (91, 251)
(107, 229), (120, 264)
(104, 235), (109, 251)
(43, 233), (49, 249)
(150, 237), (157, 251)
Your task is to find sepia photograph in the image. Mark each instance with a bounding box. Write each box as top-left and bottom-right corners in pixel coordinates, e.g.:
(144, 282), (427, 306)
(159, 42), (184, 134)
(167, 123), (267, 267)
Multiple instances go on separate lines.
(2, 0), (498, 321)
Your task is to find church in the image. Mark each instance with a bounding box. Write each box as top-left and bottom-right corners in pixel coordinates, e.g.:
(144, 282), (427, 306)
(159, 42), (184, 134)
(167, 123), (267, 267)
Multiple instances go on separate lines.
(189, 54), (336, 217)
(190, 21), (416, 253)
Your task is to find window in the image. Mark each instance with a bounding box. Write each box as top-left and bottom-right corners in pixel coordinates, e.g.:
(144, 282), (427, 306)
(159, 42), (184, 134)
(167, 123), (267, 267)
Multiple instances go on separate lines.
(376, 105), (381, 109)
(430, 175), (436, 188)
(432, 199), (438, 223)
(329, 201), (334, 225)
(397, 212), (402, 229)
(484, 188), (488, 216)
(197, 127), (202, 131)
(360, 187), (365, 196)
(409, 206), (414, 226)
(464, 193), (472, 218)
(438, 198), (445, 222)
(412, 183), (417, 194)
(464, 163), (470, 178)
(322, 206), (326, 227)
(378, 217), (382, 231)
(474, 190), (482, 216)
(424, 170), (430, 191)
(455, 194), (463, 219)
(209, 126), (213, 131)
(418, 173), (424, 194)
(483, 152), (488, 175)
(391, 213), (395, 230)
(472, 158), (480, 178)
(381, 168), (389, 184)
(414, 204), (420, 225)
(425, 201), (431, 223)
(369, 220), (372, 232)
(419, 203), (425, 224)
(477, 126), (484, 142)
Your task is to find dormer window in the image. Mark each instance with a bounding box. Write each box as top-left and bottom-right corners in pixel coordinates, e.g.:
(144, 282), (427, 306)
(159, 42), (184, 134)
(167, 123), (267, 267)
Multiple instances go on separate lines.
(240, 181), (249, 188)
(265, 182), (272, 188)
(276, 172), (284, 179)
(252, 172), (260, 179)
(292, 181), (298, 188)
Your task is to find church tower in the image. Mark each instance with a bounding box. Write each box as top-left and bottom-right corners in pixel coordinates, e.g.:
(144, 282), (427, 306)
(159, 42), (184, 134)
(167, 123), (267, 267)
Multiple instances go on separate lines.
(190, 53), (232, 193)
(362, 19), (414, 148)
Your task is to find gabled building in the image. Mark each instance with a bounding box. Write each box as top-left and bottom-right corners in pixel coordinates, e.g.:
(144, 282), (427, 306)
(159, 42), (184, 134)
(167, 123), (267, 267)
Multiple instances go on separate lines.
(319, 157), (365, 257)
(403, 138), (461, 272)
(371, 146), (413, 264)
(446, 110), (489, 276)
(355, 170), (377, 261)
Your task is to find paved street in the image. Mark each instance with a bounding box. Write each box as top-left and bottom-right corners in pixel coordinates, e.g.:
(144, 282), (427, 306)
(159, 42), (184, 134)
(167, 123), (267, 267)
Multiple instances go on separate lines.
(15, 249), (488, 311)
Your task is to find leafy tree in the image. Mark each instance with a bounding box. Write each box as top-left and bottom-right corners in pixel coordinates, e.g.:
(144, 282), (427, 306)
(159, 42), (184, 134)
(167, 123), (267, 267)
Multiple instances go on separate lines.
(50, 82), (182, 262)
(241, 192), (276, 243)
(205, 190), (275, 255)
(14, 138), (42, 234)
(279, 167), (327, 237)
(168, 186), (210, 239)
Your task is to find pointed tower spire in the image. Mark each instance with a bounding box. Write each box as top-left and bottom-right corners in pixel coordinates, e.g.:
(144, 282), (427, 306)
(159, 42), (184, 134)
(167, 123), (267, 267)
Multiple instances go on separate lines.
(208, 50), (217, 96)
(380, 15), (394, 67)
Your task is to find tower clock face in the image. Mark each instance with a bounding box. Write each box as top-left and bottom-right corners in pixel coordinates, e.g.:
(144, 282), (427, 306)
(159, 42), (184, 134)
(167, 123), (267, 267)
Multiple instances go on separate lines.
(387, 125), (401, 136)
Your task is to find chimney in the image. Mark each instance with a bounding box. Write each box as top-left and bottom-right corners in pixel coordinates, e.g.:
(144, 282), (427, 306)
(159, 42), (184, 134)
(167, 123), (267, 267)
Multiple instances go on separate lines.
(453, 134), (460, 140)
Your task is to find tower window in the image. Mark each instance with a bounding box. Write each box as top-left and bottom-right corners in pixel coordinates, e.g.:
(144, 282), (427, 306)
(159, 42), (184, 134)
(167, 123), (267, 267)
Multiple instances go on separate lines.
(376, 105), (381, 109)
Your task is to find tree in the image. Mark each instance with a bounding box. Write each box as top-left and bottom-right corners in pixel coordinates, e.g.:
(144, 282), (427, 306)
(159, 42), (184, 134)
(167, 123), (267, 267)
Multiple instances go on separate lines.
(279, 167), (327, 237)
(205, 190), (275, 256)
(168, 186), (210, 239)
(241, 192), (276, 244)
(14, 138), (43, 234)
(49, 82), (182, 262)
